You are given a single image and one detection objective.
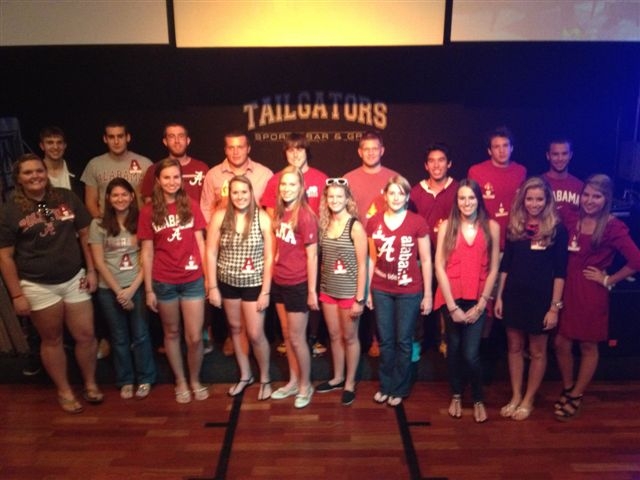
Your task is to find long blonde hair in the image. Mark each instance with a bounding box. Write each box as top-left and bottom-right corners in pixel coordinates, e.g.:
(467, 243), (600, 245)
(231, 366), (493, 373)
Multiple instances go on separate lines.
(507, 176), (559, 245)
(581, 173), (613, 248)
(274, 165), (314, 232)
(318, 181), (358, 233)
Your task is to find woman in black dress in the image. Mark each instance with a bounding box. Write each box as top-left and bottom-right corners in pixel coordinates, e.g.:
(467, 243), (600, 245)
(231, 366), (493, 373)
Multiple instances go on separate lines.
(495, 177), (568, 421)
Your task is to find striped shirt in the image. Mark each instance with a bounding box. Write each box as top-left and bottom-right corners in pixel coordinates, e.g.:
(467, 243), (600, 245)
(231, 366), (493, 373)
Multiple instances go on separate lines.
(320, 217), (357, 299)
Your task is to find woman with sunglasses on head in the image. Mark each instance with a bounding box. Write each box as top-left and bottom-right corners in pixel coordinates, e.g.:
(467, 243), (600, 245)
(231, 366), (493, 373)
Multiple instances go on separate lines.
(553, 174), (640, 421)
(494, 177), (568, 421)
(367, 175), (432, 407)
(138, 158), (208, 404)
(269, 165), (319, 408)
(0, 153), (102, 413)
(434, 179), (500, 423)
(89, 177), (156, 400)
(206, 175), (274, 401)
(316, 178), (367, 405)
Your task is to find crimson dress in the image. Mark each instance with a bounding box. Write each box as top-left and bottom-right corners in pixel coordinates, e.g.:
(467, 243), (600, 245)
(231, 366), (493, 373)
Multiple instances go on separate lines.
(560, 216), (640, 342)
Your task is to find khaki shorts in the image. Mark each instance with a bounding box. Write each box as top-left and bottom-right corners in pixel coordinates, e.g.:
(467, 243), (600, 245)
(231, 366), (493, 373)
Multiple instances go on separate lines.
(20, 269), (91, 311)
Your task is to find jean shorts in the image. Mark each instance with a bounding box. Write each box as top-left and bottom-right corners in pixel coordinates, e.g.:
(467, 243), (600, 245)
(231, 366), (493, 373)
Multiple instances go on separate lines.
(152, 277), (205, 302)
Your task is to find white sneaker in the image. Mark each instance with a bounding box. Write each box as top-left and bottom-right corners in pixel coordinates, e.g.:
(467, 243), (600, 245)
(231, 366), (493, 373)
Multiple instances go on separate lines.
(270, 384), (299, 400)
(294, 387), (314, 409)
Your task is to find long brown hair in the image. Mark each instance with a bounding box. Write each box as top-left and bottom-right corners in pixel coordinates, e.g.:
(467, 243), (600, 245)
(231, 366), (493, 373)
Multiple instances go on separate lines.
(443, 178), (492, 261)
(151, 158), (193, 227)
(100, 177), (138, 237)
(507, 176), (559, 245)
(221, 175), (256, 241)
(274, 165), (314, 232)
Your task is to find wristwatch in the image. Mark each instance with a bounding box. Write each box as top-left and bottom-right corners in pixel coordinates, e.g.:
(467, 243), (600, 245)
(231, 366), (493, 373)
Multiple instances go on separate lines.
(552, 300), (564, 310)
(355, 298), (366, 306)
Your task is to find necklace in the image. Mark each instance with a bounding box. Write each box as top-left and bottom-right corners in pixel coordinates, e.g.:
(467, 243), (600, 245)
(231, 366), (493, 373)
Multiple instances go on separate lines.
(462, 221), (476, 231)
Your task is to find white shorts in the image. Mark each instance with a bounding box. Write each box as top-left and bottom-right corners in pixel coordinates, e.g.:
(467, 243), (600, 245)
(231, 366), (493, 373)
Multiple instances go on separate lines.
(20, 269), (92, 311)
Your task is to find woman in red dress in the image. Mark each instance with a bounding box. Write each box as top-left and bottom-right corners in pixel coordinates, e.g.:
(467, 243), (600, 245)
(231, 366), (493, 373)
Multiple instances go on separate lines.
(554, 174), (640, 421)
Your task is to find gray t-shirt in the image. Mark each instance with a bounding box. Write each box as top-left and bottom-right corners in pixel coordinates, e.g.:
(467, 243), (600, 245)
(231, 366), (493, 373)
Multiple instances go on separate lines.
(80, 152), (151, 214)
(88, 219), (140, 289)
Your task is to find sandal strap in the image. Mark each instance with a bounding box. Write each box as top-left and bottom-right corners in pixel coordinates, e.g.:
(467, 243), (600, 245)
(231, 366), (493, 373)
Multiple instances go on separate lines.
(565, 394), (583, 408)
(556, 394), (583, 418)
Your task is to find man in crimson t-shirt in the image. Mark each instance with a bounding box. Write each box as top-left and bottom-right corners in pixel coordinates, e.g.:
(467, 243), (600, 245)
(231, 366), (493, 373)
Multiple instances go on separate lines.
(468, 126), (526, 252)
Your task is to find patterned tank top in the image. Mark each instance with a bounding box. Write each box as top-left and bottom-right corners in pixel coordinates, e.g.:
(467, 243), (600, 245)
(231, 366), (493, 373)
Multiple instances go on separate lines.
(217, 209), (264, 288)
(320, 217), (357, 299)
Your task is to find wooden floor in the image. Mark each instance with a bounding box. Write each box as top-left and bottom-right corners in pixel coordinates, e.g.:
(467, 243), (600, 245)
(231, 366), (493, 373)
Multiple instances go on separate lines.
(1, 380), (640, 480)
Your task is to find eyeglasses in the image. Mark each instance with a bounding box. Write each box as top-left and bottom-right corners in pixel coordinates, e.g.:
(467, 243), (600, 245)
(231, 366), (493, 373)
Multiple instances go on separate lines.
(326, 178), (348, 186)
(37, 202), (56, 222)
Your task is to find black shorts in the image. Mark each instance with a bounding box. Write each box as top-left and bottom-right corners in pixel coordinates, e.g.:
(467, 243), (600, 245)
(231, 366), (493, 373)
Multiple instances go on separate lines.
(219, 282), (261, 302)
(271, 281), (308, 313)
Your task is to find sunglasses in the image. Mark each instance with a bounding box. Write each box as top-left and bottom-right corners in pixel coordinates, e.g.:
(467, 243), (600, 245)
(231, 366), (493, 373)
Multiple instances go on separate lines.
(326, 178), (349, 186)
(37, 202), (56, 222)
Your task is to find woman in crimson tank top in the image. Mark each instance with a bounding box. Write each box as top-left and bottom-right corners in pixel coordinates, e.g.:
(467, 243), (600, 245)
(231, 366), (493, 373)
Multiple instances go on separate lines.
(434, 179), (500, 423)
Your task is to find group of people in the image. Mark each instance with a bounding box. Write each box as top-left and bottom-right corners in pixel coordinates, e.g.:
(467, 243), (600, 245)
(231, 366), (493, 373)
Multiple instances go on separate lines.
(1, 123), (638, 422)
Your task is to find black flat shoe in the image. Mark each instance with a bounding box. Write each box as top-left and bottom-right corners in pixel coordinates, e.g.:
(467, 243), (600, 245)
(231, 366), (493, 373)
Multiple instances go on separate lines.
(342, 390), (356, 406)
(316, 380), (345, 393)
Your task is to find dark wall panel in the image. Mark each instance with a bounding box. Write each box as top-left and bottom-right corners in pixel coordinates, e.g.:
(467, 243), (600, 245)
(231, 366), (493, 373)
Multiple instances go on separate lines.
(1, 43), (638, 188)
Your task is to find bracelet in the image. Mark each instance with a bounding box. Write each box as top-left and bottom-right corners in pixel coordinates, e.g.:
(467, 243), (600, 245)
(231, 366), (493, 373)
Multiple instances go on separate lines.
(260, 292), (270, 296)
(481, 294), (493, 302)
(448, 305), (460, 314)
(209, 286), (219, 290)
(602, 275), (613, 291)
(86, 269), (96, 273)
(11, 293), (24, 300)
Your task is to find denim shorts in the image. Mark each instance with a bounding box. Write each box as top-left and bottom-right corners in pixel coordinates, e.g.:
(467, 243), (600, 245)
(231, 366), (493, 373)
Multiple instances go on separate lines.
(152, 277), (204, 302)
(219, 281), (261, 302)
(271, 281), (308, 313)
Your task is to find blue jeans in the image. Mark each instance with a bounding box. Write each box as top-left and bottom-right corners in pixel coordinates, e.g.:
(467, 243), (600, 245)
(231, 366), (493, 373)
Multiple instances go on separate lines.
(371, 289), (421, 397)
(443, 299), (485, 402)
(96, 287), (156, 386)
